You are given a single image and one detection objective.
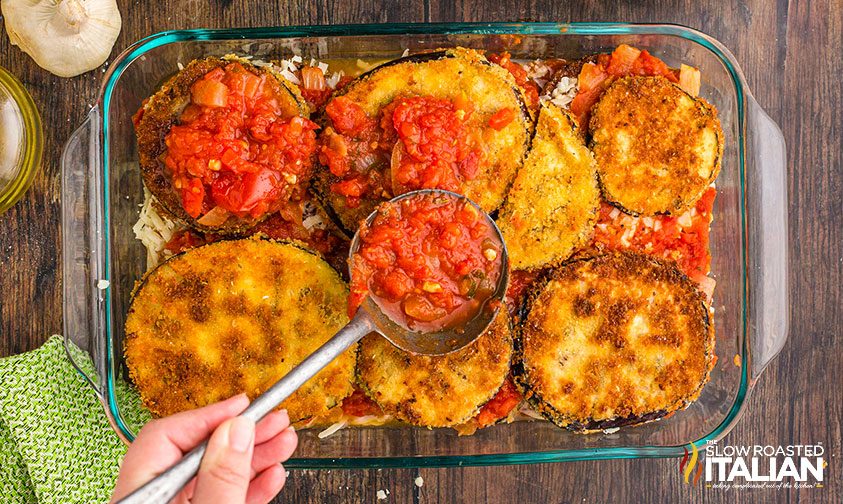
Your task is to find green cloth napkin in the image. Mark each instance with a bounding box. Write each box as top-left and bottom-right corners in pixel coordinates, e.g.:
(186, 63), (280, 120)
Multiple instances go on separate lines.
(0, 335), (149, 504)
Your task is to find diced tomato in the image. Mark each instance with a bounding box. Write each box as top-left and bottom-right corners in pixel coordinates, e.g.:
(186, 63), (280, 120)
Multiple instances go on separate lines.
(389, 95), (484, 193)
(577, 61), (610, 92)
(301, 66), (326, 91)
(569, 45), (684, 128)
(335, 75), (354, 91)
(488, 108), (516, 130)
(605, 44), (641, 76)
(341, 389), (383, 417)
(181, 178), (205, 218)
(475, 378), (522, 428)
(330, 177), (368, 198)
(350, 193), (502, 332)
(191, 79), (229, 108)
(570, 62), (610, 127)
(630, 50), (679, 82)
(325, 96), (373, 136)
(488, 52), (540, 110)
(592, 187), (717, 289)
(162, 62), (318, 221)
(211, 169), (284, 218)
(164, 229), (209, 254)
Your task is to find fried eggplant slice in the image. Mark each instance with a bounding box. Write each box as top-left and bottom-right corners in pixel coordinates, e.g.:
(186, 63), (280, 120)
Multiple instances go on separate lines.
(314, 48), (532, 233)
(356, 308), (513, 427)
(514, 251), (715, 431)
(124, 238), (355, 422)
(135, 56), (309, 234)
(497, 104), (600, 270)
(589, 75), (723, 216)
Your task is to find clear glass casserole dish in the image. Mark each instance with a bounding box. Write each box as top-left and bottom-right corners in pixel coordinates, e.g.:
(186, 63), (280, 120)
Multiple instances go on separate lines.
(61, 22), (789, 468)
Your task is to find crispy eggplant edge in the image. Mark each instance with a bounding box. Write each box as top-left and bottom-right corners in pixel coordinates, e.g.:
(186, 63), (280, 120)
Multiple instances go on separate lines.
(512, 252), (715, 432)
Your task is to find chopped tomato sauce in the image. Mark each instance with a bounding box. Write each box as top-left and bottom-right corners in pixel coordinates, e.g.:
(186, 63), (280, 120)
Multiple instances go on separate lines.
(389, 96), (483, 193)
(569, 45), (682, 128)
(341, 388), (384, 417)
(163, 62), (318, 220)
(320, 93), (499, 207)
(474, 377), (523, 428)
(488, 52), (539, 111)
(350, 193), (503, 332)
(319, 96), (391, 208)
(592, 187), (716, 283)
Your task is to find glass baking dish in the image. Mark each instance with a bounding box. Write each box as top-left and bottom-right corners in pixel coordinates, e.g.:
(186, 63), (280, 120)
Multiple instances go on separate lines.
(60, 22), (788, 468)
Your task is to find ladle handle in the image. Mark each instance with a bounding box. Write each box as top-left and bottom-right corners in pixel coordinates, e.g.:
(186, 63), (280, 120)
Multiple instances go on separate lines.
(117, 310), (375, 504)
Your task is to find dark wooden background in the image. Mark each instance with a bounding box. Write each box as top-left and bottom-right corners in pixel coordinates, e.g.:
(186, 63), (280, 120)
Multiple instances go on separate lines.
(1, 1), (840, 502)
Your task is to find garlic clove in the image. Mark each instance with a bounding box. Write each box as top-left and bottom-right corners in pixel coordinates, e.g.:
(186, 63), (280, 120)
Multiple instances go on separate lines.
(2, 0), (122, 78)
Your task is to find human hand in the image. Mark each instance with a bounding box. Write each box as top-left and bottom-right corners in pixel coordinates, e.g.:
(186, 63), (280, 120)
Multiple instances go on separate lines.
(110, 394), (298, 504)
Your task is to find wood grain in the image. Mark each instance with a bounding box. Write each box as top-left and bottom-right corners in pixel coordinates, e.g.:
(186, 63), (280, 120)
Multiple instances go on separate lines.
(0, 0), (840, 502)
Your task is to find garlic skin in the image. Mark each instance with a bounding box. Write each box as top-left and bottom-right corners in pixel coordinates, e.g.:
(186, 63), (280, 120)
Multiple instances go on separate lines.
(2, 0), (122, 78)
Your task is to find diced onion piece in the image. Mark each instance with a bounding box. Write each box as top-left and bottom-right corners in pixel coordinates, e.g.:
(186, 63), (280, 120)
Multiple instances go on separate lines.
(196, 206), (230, 227)
(679, 64), (701, 97)
(301, 66), (326, 91)
(403, 294), (447, 322)
(677, 211), (693, 228)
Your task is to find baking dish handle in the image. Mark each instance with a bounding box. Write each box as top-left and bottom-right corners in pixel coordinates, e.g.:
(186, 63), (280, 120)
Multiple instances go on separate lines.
(60, 107), (108, 399)
(745, 97), (789, 384)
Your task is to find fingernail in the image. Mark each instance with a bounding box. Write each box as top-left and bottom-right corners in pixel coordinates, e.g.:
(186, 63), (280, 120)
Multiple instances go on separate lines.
(227, 417), (254, 453)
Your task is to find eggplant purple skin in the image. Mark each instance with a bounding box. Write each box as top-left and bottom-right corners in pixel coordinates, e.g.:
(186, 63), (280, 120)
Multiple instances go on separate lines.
(311, 48), (534, 236)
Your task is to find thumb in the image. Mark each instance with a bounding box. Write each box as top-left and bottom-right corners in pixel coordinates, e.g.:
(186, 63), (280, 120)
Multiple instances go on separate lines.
(191, 416), (255, 503)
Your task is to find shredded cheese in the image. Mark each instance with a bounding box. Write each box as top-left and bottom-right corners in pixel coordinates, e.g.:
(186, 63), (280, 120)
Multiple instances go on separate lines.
(132, 187), (182, 269)
(317, 420), (347, 439)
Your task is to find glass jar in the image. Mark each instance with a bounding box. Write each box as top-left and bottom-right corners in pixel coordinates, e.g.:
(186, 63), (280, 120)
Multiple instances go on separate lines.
(0, 65), (43, 213)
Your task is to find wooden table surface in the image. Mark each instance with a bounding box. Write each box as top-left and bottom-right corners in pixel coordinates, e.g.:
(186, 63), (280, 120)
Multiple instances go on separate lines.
(1, 1), (840, 502)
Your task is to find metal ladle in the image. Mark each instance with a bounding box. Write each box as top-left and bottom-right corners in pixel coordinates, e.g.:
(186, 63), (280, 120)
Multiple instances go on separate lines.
(118, 189), (509, 503)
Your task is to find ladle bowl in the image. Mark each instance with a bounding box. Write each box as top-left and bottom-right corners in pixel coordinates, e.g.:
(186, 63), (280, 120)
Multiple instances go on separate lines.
(118, 189), (509, 503)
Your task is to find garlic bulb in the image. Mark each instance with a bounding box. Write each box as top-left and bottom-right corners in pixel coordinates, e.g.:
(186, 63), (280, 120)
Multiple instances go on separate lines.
(1, 0), (122, 78)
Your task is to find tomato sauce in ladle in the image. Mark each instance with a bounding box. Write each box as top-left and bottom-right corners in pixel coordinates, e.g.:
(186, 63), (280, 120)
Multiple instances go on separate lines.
(119, 190), (509, 503)
(349, 190), (505, 343)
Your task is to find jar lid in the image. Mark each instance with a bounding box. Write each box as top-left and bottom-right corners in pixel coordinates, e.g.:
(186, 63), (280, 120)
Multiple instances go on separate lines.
(0, 66), (43, 214)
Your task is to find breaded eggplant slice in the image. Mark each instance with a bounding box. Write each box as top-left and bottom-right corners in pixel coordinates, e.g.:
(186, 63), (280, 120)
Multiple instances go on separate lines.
(135, 56), (309, 234)
(589, 76), (723, 216)
(514, 251), (715, 431)
(497, 103), (600, 270)
(314, 48), (532, 233)
(356, 308), (513, 427)
(124, 238), (355, 422)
